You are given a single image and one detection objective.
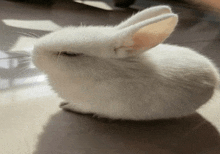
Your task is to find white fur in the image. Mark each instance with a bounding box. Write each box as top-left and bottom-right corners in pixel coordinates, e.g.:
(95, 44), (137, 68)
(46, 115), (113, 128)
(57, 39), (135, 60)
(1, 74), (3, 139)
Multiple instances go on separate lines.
(32, 5), (219, 120)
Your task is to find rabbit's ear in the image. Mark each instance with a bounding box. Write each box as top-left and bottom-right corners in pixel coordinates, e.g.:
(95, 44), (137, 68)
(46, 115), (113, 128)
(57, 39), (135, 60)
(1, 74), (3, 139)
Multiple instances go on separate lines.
(116, 5), (172, 29)
(114, 13), (178, 57)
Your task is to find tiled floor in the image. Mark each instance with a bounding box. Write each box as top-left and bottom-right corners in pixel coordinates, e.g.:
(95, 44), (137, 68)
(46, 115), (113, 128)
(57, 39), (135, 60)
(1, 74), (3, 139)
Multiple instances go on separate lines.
(0, 0), (220, 153)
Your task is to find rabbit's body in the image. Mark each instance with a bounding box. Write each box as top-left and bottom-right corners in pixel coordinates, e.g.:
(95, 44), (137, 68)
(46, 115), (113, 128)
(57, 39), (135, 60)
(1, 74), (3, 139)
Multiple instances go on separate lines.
(32, 6), (219, 120)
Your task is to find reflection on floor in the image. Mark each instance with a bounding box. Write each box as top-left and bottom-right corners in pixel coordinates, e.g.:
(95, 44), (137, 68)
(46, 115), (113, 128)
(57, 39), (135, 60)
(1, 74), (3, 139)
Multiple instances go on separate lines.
(0, 0), (220, 154)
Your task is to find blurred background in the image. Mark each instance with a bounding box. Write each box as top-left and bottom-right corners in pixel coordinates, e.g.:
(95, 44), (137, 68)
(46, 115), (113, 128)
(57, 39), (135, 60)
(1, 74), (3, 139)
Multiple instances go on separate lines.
(0, 0), (220, 154)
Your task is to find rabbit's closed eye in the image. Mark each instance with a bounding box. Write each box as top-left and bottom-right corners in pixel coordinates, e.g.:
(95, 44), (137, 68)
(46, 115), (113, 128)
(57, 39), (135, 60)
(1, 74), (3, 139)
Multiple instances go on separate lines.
(59, 51), (84, 57)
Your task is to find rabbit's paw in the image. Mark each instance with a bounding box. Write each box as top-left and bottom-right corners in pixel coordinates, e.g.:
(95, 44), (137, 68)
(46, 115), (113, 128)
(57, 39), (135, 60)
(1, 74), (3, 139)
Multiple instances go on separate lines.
(59, 102), (70, 108)
(59, 102), (80, 112)
(59, 102), (92, 115)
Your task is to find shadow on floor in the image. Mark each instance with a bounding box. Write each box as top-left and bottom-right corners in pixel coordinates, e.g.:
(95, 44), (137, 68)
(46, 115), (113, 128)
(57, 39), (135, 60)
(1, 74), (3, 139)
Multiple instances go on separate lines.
(33, 110), (220, 154)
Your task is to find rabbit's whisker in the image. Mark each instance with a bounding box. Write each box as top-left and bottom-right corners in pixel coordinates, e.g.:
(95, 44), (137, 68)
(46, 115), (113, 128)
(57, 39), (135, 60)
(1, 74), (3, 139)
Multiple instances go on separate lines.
(11, 31), (40, 38)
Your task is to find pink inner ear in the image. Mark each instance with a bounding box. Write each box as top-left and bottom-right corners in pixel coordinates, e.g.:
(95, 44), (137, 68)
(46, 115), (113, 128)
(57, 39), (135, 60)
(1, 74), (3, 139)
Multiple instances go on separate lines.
(132, 31), (156, 50)
(132, 31), (168, 51)
(129, 16), (177, 52)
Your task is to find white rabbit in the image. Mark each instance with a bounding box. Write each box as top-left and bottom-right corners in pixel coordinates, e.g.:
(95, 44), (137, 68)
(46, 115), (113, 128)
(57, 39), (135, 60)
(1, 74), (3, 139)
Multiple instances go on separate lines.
(32, 5), (219, 120)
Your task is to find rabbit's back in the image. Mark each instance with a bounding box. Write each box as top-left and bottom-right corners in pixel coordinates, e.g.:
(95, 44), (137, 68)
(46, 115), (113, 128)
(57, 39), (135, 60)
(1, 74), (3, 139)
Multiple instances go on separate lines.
(147, 44), (219, 88)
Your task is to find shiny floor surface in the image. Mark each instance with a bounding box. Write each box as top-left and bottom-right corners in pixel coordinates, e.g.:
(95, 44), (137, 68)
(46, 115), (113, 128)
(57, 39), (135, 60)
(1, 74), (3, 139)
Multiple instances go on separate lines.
(0, 0), (220, 153)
